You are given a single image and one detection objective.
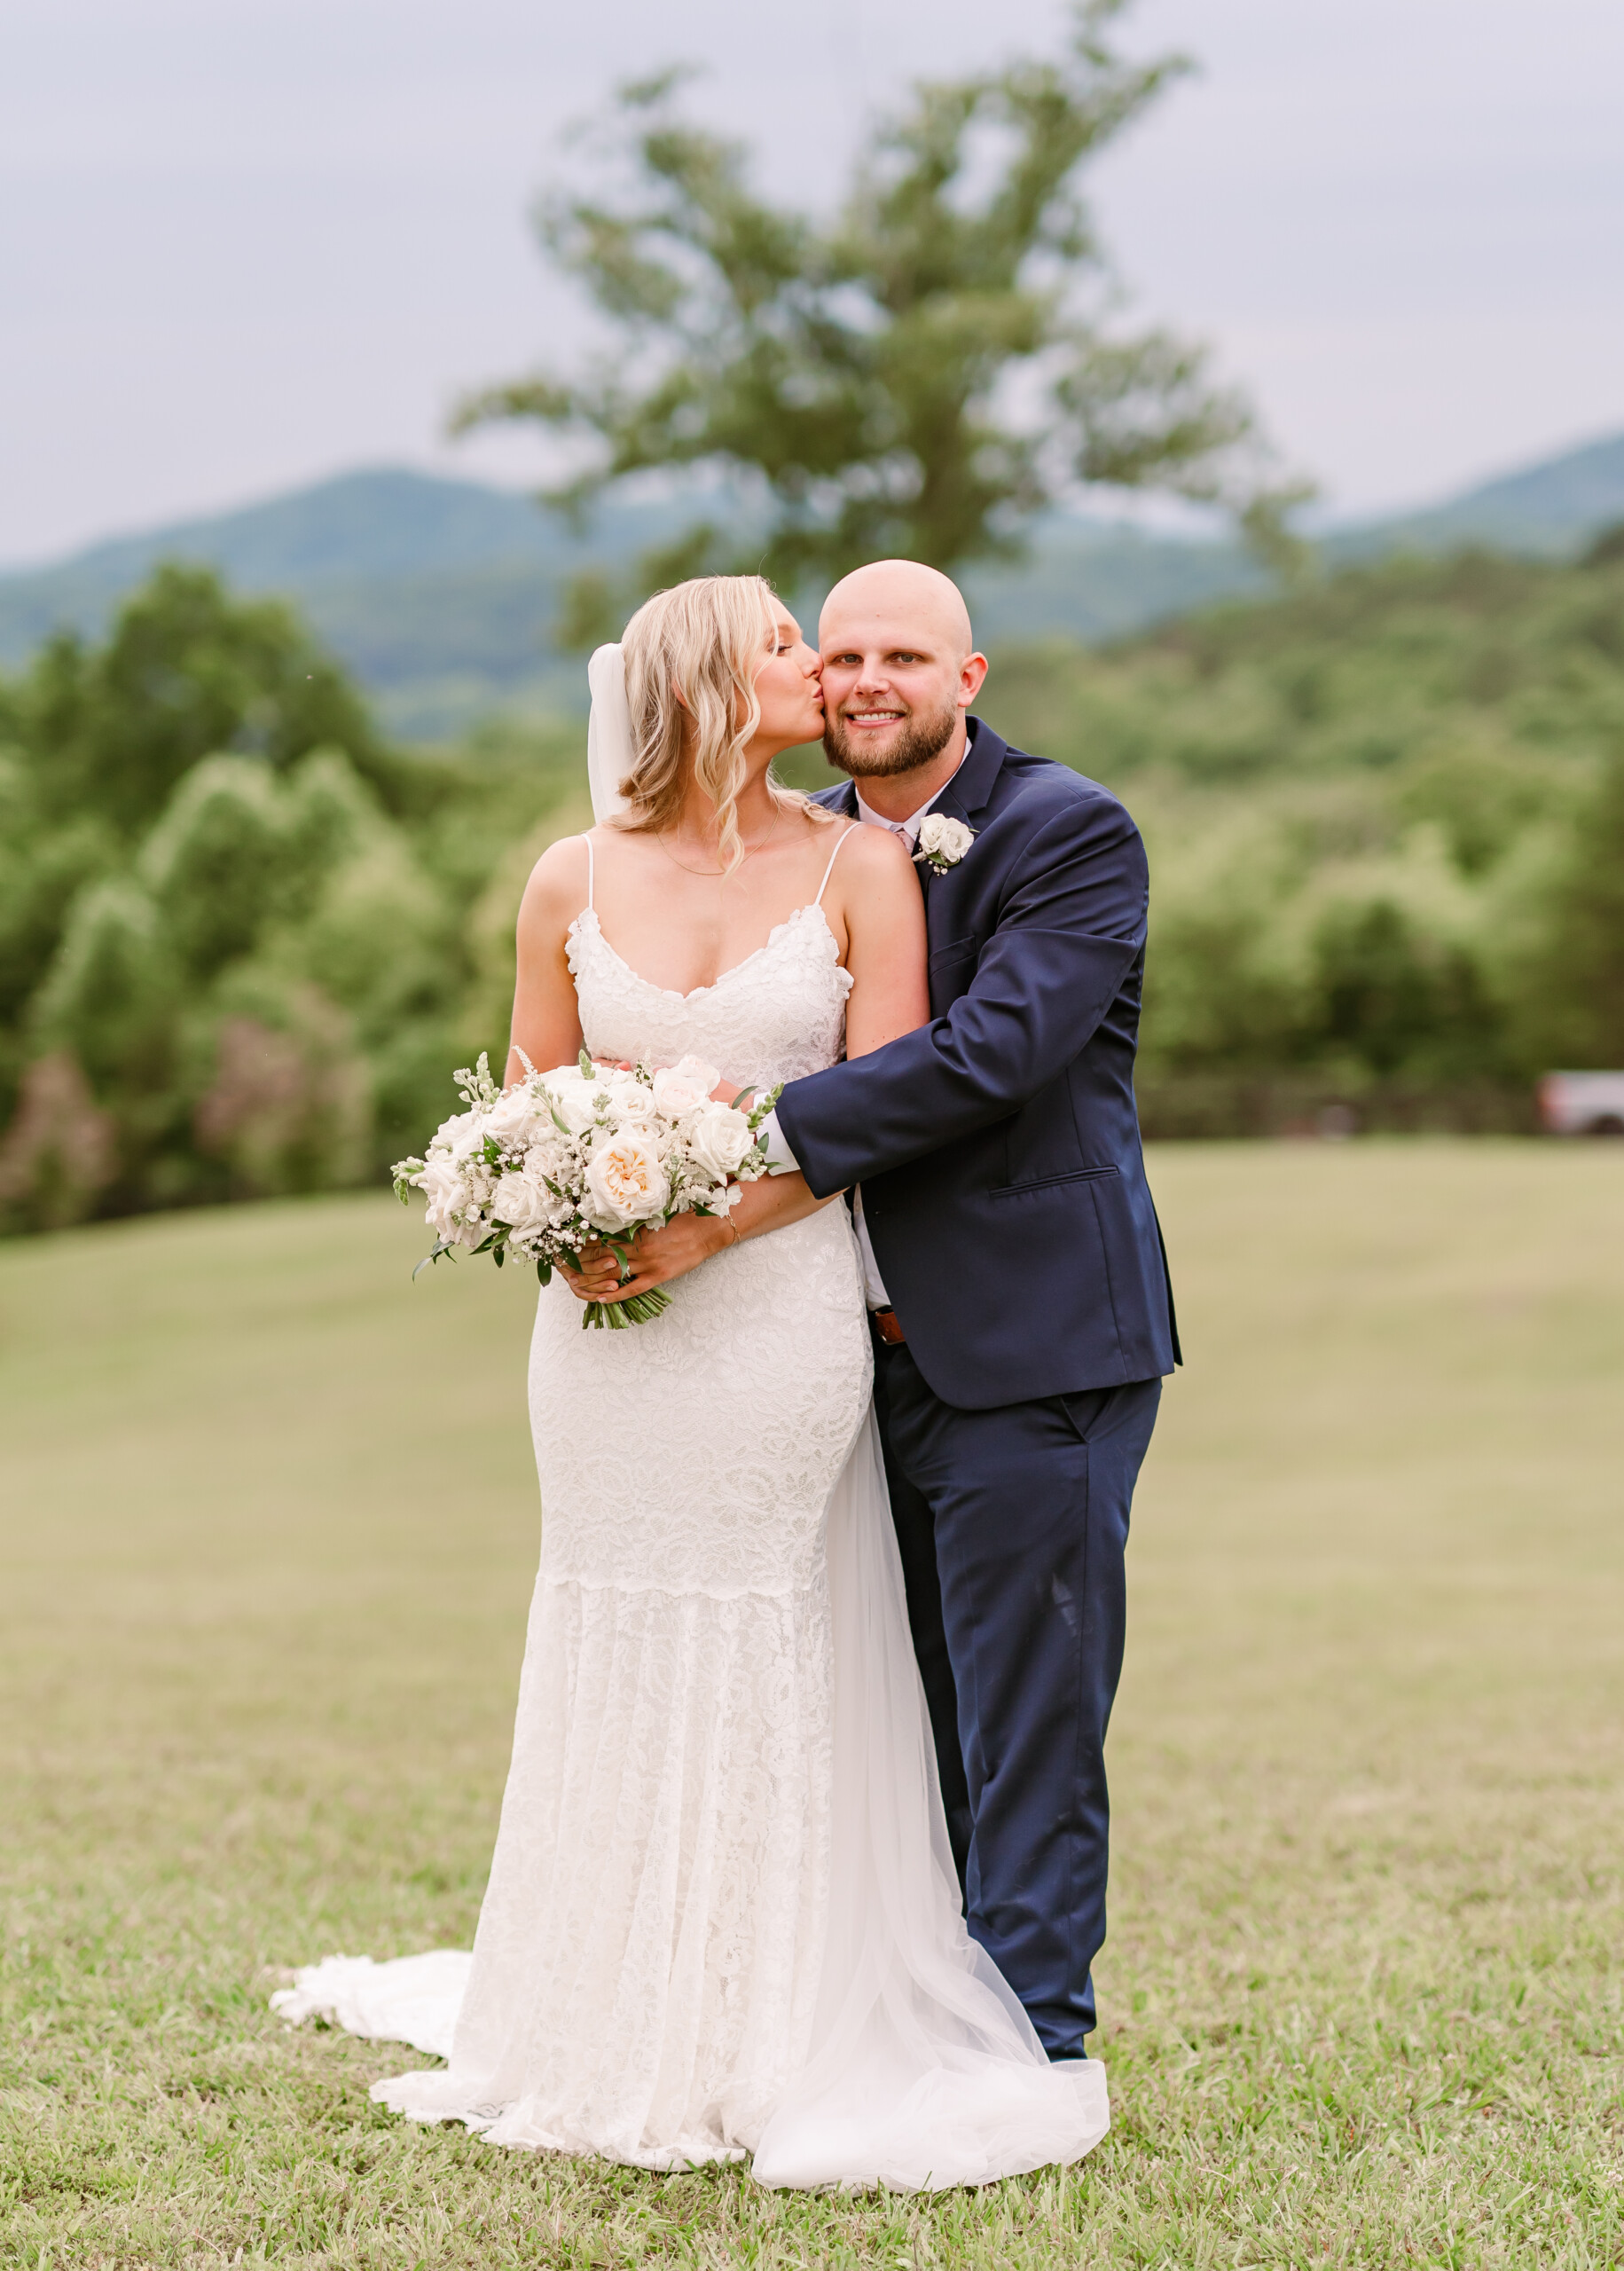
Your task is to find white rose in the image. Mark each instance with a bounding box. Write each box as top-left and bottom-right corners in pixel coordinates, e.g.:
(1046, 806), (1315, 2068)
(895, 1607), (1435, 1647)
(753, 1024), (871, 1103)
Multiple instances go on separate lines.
(490, 1157), (554, 1234)
(686, 1100), (756, 1183)
(652, 1054), (722, 1120)
(541, 1067), (602, 1136)
(602, 1070), (659, 1122)
(516, 1126), (569, 1185)
(420, 1156), (482, 1246)
(584, 1128), (671, 1230)
(484, 1084), (545, 1149)
(429, 1108), (483, 1163)
(916, 813), (974, 863)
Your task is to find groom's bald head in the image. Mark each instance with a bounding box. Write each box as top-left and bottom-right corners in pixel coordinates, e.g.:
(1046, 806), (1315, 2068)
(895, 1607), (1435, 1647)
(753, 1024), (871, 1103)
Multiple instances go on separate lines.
(819, 560), (987, 787)
(820, 559), (975, 663)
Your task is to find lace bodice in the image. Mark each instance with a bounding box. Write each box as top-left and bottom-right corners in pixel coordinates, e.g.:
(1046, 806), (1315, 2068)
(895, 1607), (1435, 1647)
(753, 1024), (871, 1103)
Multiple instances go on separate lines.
(565, 901), (853, 1088)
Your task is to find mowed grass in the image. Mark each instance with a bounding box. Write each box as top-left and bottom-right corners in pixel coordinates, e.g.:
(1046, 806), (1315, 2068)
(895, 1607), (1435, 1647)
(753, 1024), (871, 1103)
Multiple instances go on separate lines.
(2, 1142), (1622, 2267)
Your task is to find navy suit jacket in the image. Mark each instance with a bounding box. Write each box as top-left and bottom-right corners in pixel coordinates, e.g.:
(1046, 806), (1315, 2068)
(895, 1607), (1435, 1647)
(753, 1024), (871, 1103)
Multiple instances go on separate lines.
(775, 718), (1180, 1410)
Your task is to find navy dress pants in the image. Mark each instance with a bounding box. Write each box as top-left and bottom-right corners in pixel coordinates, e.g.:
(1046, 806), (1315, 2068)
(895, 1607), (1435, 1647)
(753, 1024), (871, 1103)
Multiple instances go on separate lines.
(870, 1332), (1161, 2058)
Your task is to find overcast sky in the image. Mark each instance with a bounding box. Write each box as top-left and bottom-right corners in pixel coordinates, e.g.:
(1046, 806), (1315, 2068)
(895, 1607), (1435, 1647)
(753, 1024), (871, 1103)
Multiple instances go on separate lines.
(4, 0), (1622, 567)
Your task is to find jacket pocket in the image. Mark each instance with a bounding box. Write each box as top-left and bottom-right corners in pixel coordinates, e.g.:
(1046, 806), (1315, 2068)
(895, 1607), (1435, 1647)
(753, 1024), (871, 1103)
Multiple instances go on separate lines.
(989, 1164), (1121, 1197)
(928, 934), (978, 970)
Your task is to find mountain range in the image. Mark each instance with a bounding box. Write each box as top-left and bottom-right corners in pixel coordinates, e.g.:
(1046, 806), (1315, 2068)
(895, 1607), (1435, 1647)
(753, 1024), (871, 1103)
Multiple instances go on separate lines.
(4, 430), (1621, 741)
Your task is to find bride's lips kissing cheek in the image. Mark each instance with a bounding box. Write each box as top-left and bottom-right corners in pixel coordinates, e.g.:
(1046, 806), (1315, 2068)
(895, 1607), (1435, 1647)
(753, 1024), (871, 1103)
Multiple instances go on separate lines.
(748, 615), (826, 745)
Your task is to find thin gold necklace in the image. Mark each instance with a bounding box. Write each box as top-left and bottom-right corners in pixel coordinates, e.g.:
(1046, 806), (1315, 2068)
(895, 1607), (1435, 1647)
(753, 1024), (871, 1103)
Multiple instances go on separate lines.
(655, 804), (783, 877)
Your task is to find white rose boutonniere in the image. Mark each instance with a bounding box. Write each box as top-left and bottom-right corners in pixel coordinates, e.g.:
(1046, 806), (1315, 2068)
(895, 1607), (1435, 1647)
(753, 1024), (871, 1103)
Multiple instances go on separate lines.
(914, 813), (975, 875)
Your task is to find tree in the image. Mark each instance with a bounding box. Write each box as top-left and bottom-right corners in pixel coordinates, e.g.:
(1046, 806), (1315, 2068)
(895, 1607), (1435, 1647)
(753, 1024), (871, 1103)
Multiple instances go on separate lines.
(1508, 743), (1624, 1070)
(19, 564), (388, 835)
(457, 1), (1306, 627)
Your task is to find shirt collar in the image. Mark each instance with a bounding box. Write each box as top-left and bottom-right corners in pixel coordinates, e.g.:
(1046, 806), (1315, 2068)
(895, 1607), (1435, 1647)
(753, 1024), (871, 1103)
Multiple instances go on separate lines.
(853, 750), (967, 848)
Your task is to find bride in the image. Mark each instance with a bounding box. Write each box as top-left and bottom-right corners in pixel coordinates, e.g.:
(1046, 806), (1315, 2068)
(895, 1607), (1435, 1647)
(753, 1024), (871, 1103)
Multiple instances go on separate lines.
(274, 575), (1110, 2188)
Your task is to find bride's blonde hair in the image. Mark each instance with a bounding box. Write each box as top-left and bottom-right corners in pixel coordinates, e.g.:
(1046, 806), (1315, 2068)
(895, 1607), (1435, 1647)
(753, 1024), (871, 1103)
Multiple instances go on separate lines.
(613, 574), (828, 872)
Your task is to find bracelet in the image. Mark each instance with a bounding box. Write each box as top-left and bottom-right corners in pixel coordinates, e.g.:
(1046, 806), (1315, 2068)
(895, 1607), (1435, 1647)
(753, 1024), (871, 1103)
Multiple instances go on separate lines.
(718, 1214), (740, 1248)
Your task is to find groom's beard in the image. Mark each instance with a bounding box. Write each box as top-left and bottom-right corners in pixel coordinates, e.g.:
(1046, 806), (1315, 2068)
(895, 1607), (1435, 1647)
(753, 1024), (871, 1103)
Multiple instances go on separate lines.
(823, 695), (959, 781)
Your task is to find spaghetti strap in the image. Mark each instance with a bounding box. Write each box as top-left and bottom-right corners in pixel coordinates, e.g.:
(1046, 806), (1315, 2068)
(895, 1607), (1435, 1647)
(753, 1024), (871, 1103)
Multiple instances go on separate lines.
(813, 821), (859, 906)
(582, 832), (594, 910)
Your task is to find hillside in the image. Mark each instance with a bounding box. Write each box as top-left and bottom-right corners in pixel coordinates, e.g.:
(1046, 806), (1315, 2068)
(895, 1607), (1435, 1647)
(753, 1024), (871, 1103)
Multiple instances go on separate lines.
(0, 468), (1266, 736)
(975, 546), (1624, 1128)
(1334, 429), (1624, 560)
(2, 540), (1620, 1238)
(4, 428), (1621, 738)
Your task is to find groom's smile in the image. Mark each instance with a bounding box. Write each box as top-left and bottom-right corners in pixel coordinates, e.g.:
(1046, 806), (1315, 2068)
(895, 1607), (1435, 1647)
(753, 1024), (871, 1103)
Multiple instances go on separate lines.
(817, 559), (989, 798)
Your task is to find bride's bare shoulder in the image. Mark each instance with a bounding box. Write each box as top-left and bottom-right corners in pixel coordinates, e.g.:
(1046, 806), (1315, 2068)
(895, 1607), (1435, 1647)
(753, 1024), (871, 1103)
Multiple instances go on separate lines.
(517, 830), (593, 935)
(828, 818), (914, 890)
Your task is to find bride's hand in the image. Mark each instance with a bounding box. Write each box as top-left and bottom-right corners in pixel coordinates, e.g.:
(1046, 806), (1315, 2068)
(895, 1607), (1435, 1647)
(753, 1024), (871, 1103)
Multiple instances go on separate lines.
(560, 1214), (736, 1306)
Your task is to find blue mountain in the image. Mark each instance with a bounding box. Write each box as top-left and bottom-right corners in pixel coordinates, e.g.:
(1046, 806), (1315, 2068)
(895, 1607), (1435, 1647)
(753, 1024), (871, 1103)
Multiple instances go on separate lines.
(3, 431), (1620, 738)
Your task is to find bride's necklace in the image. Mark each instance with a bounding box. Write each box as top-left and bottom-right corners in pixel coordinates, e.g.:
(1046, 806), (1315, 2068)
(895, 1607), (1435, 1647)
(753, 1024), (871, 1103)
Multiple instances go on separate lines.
(655, 804), (783, 877)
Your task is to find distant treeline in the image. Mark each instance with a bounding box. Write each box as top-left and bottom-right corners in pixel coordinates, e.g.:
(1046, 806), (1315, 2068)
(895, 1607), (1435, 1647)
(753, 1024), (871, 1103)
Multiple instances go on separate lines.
(990, 537), (1624, 1136)
(2, 546), (1622, 1229)
(0, 567), (587, 1230)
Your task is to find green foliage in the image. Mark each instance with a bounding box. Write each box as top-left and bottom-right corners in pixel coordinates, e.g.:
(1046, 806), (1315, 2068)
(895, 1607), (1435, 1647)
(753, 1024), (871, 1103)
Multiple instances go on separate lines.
(19, 562), (388, 834)
(1501, 743), (1624, 1068)
(985, 546), (1624, 1124)
(34, 876), (177, 1090)
(459, 4), (1302, 612)
(4, 538), (1621, 1231)
(0, 570), (585, 1232)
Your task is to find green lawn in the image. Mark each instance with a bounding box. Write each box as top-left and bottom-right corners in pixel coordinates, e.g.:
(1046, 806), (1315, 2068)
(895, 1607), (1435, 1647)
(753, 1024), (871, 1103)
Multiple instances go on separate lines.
(3, 1143), (1622, 2267)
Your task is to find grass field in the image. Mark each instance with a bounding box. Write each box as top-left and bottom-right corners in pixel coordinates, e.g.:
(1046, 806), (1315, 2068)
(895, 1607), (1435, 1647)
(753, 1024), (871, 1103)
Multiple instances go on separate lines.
(3, 1142), (1622, 2267)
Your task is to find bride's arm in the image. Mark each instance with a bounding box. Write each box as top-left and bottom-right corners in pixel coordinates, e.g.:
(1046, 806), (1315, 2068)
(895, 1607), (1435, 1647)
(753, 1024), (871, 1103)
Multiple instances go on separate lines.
(561, 1171), (831, 1306)
(563, 823), (928, 1306)
(505, 836), (591, 1084)
(830, 822), (930, 1058)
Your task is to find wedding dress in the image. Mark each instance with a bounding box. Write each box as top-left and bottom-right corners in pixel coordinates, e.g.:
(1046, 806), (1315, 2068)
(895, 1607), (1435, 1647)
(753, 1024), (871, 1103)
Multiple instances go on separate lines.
(274, 825), (1109, 2188)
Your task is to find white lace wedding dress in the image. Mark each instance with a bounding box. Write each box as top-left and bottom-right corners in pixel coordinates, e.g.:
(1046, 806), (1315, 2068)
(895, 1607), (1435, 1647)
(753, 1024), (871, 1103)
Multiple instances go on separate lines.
(274, 830), (1109, 2188)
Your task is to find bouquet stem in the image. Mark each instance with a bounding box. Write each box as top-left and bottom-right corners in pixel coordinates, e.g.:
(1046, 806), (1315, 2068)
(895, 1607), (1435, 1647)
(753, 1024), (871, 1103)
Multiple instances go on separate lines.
(582, 1288), (673, 1331)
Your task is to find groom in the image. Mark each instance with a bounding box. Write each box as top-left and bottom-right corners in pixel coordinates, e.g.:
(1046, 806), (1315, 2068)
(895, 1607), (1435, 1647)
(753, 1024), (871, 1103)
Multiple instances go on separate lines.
(763, 560), (1179, 2063)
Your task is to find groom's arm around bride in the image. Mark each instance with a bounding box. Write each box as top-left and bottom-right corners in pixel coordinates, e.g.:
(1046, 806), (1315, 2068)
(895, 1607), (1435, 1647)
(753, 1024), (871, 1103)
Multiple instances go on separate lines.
(773, 560), (1179, 2067)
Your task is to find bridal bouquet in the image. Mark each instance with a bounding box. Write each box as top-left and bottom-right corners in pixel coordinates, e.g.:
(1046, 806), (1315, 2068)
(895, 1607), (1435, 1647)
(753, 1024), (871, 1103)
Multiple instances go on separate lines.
(392, 1051), (780, 1328)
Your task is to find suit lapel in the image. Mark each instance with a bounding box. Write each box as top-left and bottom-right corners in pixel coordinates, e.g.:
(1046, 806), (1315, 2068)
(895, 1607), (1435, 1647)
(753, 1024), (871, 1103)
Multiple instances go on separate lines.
(915, 719), (1006, 939)
(932, 717), (1006, 828)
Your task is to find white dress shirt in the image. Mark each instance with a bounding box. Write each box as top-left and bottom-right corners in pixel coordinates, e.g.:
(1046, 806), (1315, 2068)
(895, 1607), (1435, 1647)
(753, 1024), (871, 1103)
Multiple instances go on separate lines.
(761, 771), (961, 1311)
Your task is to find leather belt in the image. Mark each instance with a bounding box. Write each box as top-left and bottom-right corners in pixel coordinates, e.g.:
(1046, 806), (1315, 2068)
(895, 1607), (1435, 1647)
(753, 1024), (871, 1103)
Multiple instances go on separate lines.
(871, 1308), (907, 1347)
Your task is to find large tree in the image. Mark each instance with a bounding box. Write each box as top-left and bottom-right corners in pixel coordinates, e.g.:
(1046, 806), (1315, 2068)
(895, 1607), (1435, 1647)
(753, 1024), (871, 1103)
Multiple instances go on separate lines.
(20, 565), (388, 834)
(458, 1), (1306, 629)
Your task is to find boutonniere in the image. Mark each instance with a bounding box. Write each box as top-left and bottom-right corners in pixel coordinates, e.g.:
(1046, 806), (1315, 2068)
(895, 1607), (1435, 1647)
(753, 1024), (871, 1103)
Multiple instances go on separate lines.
(914, 813), (975, 875)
